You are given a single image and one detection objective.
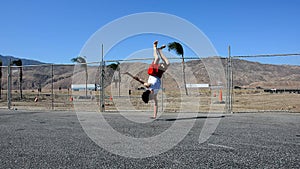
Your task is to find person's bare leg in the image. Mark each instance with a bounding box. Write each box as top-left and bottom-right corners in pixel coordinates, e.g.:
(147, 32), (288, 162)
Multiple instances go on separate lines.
(157, 46), (170, 69)
(153, 40), (160, 64)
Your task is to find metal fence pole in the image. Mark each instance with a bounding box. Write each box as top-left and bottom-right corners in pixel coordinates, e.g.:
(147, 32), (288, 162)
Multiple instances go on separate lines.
(118, 69), (121, 97)
(100, 44), (105, 112)
(51, 64), (54, 110)
(161, 74), (164, 112)
(7, 59), (11, 109)
(226, 46), (233, 114)
(230, 52), (233, 113)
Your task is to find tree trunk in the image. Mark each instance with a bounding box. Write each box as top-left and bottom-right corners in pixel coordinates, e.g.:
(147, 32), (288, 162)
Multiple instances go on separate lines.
(182, 56), (188, 95)
(85, 69), (88, 97)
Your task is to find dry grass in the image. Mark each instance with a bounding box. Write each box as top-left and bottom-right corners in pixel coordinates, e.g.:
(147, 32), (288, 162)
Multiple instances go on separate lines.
(1, 89), (299, 113)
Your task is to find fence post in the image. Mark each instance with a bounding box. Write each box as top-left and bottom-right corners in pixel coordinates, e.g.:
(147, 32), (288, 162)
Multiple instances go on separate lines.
(51, 64), (54, 110)
(118, 67), (121, 97)
(230, 51), (233, 113)
(7, 59), (11, 109)
(100, 44), (105, 112)
(161, 74), (164, 112)
(226, 46), (233, 114)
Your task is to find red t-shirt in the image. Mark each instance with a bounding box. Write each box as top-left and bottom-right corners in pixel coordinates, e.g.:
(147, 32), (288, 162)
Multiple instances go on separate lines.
(148, 62), (164, 78)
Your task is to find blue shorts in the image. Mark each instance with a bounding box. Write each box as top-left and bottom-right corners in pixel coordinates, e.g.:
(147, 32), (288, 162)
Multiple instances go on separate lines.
(147, 75), (161, 95)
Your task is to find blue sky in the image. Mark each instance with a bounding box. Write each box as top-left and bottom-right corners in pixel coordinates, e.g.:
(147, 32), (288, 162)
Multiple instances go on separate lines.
(0, 0), (299, 65)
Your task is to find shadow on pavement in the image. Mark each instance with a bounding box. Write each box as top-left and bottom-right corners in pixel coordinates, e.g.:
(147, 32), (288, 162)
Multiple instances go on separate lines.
(156, 115), (226, 121)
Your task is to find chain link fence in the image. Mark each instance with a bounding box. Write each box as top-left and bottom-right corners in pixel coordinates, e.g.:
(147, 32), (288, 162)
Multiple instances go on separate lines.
(1, 53), (299, 113)
(227, 53), (300, 113)
(0, 64), (75, 110)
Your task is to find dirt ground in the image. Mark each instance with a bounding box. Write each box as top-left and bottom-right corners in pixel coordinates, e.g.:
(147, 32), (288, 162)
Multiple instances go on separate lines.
(0, 89), (299, 113)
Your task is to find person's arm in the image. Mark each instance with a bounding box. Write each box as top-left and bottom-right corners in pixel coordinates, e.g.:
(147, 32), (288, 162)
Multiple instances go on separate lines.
(123, 72), (151, 87)
(152, 95), (158, 118)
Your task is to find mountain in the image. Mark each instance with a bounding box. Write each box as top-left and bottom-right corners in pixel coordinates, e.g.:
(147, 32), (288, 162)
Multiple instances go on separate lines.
(230, 59), (300, 88)
(1, 57), (300, 90)
(184, 58), (300, 89)
(0, 55), (44, 66)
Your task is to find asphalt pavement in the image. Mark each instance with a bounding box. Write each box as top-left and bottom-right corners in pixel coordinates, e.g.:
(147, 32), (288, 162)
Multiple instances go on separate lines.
(0, 110), (299, 168)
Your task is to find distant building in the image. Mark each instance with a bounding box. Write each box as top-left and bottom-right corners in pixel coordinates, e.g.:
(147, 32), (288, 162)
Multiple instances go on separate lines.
(186, 84), (209, 88)
(71, 84), (101, 91)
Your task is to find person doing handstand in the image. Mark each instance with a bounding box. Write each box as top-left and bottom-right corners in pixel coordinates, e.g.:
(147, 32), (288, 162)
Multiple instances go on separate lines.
(124, 40), (170, 119)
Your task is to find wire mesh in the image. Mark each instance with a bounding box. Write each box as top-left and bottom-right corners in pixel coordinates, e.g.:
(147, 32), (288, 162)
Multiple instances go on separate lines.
(229, 54), (300, 113)
(0, 52), (299, 113)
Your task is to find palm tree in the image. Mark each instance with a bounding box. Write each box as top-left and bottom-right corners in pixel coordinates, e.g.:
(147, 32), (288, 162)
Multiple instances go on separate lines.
(71, 56), (88, 97)
(168, 42), (188, 95)
(107, 63), (119, 70)
(108, 62), (121, 95)
(0, 59), (2, 99)
(12, 59), (23, 99)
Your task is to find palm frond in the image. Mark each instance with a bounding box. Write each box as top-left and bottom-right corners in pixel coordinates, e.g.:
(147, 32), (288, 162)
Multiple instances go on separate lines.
(71, 58), (78, 63)
(107, 63), (119, 70)
(12, 59), (22, 66)
(71, 56), (86, 64)
(167, 42), (184, 57)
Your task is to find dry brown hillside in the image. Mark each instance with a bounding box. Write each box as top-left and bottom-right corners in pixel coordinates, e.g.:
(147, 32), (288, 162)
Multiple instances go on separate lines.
(2, 58), (300, 91)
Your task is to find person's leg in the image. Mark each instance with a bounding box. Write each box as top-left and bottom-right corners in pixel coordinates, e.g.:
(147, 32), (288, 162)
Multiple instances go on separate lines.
(153, 40), (160, 64)
(157, 46), (170, 69)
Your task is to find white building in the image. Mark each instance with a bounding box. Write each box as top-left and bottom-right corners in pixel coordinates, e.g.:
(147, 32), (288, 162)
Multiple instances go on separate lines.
(71, 84), (101, 91)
